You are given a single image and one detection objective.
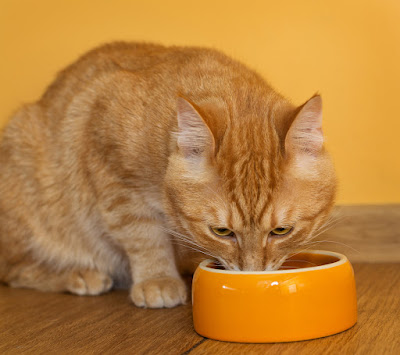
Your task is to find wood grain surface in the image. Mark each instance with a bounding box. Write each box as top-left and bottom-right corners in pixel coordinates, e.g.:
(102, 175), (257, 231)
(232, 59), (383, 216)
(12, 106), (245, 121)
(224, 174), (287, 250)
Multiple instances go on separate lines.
(0, 286), (201, 354)
(0, 205), (399, 354)
(315, 205), (400, 263)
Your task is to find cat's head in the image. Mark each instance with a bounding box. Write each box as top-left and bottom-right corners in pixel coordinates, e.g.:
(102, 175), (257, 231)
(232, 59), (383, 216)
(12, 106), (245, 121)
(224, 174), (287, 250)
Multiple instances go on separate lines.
(164, 95), (336, 271)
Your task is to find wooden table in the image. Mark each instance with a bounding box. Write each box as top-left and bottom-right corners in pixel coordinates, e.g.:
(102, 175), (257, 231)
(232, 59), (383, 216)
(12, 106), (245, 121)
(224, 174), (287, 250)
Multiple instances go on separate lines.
(1, 205), (399, 354)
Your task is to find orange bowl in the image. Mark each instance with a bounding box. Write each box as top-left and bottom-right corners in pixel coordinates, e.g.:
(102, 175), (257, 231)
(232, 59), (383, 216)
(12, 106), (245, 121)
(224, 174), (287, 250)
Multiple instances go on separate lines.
(192, 250), (357, 343)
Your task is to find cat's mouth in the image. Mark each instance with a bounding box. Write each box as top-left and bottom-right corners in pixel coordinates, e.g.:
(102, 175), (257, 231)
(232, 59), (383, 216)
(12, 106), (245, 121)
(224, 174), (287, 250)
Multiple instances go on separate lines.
(207, 253), (339, 271)
(213, 257), (285, 272)
(209, 252), (340, 271)
(209, 261), (226, 270)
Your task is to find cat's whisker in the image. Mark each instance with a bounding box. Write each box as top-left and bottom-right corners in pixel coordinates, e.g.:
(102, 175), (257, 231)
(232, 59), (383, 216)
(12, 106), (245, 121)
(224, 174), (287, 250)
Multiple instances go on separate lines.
(305, 217), (347, 244)
(315, 211), (343, 228)
(170, 238), (220, 259)
(159, 226), (195, 242)
(284, 259), (318, 266)
(320, 217), (346, 232)
(312, 219), (343, 237)
(301, 217), (341, 247)
(168, 232), (196, 245)
(160, 228), (209, 251)
(314, 214), (347, 234)
(302, 240), (360, 253)
(171, 237), (211, 254)
(160, 226), (222, 260)
(306, 227), (334, 242)
(170, 241), (218, 258)
(286, 244), (325, 259)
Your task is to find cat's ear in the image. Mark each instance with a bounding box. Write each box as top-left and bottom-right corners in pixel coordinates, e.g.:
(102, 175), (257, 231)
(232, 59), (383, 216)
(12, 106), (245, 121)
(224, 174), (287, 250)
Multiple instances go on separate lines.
(176, 97), (215, 159)
(285, 95), (324, 158)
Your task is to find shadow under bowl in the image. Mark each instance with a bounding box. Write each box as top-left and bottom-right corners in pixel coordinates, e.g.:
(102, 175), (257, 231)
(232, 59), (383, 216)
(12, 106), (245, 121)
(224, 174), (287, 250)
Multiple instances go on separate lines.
(192, 250), (357, 343)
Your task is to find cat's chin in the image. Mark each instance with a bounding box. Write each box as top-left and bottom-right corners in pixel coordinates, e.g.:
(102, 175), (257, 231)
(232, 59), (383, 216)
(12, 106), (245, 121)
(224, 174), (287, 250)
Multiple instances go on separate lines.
(263, 265), (279, 271)
(213, 259), (240, 271)
(211, 258), (287, 272)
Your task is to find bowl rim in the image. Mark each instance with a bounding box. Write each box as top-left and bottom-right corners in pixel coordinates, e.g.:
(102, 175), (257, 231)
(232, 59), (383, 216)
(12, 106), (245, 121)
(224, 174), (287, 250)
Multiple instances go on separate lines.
(198, 250), (348, 275)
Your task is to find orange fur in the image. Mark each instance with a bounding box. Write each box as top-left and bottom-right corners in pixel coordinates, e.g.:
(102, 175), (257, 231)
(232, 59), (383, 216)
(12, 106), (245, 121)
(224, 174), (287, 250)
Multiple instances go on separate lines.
(0, 42), (336, 307)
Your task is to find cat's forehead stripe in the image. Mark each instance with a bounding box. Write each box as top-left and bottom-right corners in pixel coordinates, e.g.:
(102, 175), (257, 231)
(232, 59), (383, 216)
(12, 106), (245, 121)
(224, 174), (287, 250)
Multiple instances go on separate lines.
(216, 115), (282, 228)
(226, 158), (279, 227)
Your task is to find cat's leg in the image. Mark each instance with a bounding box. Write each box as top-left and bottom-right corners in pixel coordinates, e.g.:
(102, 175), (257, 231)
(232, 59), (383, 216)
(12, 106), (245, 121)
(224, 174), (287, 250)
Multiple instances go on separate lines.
(6, 260), (113, 295)
(109, 220), (187, 308)
(129, 226), (187, 308)
(0, 210), (114, 296)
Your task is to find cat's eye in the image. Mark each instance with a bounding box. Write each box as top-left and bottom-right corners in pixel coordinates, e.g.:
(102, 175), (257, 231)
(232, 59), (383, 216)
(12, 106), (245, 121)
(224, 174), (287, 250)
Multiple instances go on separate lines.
(210, 227), (235, 238)
(270, 227), (293, 236)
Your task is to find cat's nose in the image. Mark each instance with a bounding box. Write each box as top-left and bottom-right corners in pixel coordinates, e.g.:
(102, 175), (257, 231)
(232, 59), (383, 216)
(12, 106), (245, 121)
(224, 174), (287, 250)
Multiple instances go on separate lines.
(239, 254), (265, 271)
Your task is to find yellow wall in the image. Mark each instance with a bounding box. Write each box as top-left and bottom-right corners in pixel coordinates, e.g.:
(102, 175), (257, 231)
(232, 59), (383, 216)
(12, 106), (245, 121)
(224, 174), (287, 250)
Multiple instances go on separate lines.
(1, 0), (399, 204)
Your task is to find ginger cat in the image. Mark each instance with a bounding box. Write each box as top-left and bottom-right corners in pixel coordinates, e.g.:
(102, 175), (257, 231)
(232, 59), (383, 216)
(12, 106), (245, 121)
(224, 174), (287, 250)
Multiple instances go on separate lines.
(0, 42), (336, 308)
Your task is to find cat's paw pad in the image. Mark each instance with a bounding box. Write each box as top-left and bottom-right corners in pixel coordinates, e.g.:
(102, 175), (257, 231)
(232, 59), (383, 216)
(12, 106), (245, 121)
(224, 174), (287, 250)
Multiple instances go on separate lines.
(67, 269), (113, 296)
(131, 277), (187, 308)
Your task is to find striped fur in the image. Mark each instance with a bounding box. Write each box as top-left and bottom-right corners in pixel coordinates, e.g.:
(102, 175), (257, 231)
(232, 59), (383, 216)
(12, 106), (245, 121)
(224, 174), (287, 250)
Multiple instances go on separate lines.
(0, 42), (336, 307)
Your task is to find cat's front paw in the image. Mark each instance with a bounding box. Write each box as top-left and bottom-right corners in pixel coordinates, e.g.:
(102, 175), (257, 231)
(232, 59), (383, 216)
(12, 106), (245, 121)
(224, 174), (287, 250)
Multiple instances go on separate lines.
(67, 269), (113, 296)
(130, 277), (187, 308)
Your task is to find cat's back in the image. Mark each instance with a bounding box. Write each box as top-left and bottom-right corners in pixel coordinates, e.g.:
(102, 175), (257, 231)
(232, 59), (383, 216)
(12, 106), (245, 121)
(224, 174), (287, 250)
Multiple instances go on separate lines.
(40, 41), (263, 112)
(40, 42), (167, 111)
(41, 42), (227, 100)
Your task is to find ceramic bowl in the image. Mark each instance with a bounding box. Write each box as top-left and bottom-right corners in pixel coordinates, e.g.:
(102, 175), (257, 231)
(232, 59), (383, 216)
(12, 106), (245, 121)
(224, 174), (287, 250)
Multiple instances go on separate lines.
(192, 250), (357, 343)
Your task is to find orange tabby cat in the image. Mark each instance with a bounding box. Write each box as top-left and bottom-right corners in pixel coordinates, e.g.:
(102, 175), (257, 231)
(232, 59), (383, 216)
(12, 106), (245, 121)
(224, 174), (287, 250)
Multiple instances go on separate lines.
(0, 42), (336, 308)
